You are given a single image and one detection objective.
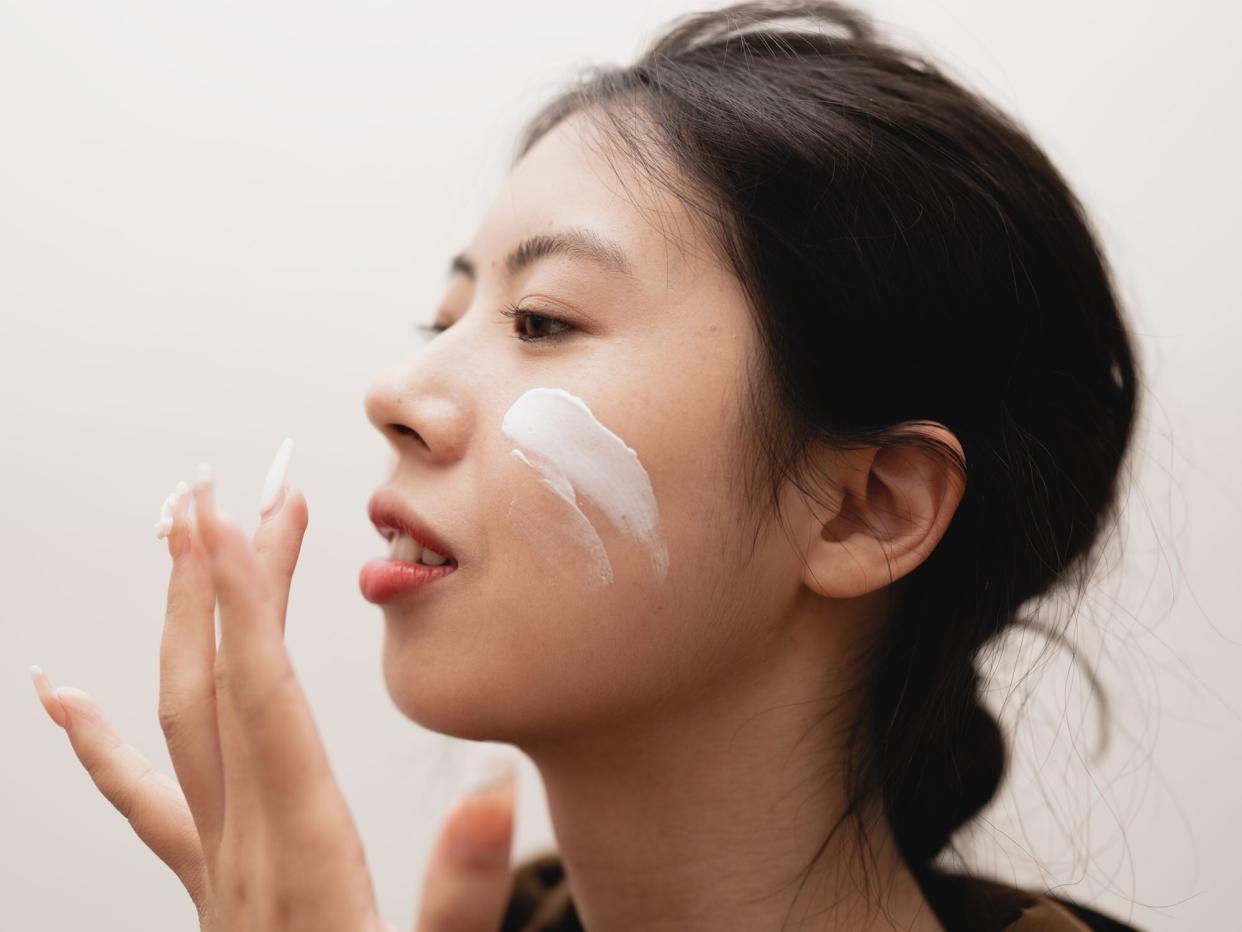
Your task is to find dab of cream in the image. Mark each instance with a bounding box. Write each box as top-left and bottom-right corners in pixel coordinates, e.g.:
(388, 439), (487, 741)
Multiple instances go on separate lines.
(501, 387), (669, 582)
(153, 480), (191, 540)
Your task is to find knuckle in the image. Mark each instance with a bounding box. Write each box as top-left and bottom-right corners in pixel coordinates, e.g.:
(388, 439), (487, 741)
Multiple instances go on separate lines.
(213, 856), (269, 932)
(123, 764), (161, 824)
(271, 885), (298, 927)
(229, 873), (248, 909)
(157, 698), (184, 743)
(213, 656), (232, 699)
(164, 585), (191, 618)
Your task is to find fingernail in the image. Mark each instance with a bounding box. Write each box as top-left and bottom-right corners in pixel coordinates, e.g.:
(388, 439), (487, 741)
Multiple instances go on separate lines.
(448, 749), (517, 867)
(460, 747), (518, 799)
(193, 462), (213, 490)
(29, 664), (67, 728)
(259, 437), (293, 520)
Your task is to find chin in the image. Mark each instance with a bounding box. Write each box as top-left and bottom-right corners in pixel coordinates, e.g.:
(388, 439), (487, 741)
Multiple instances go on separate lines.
(378, 642), (524, 743)
(384, 646), (592, 753)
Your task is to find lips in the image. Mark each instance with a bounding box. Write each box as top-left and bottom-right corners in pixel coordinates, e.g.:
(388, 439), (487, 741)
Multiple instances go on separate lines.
(367, 489), (458, 563)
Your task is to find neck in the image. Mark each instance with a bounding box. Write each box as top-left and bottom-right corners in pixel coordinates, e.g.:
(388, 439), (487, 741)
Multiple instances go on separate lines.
(518, 602), (944, 932)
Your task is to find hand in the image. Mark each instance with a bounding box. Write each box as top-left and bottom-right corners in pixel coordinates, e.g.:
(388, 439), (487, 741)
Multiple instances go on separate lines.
(31, 462), (518, 931)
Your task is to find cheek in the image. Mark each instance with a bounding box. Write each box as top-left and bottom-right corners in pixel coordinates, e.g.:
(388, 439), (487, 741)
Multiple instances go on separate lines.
(381, 384), (771, 737)
(505, 458), (615, 589)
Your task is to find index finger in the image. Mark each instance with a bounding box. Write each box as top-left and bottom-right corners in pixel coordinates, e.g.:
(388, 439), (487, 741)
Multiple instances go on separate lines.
(158, 481), (225, 857)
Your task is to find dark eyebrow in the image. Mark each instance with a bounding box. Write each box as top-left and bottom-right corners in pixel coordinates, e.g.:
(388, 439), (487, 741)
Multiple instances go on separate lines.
(449, 227), (634, 282)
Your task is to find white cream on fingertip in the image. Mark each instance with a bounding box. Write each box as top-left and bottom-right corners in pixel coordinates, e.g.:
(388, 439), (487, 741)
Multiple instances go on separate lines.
(258, 436), (294, 515)
(153, 480), (191, 540)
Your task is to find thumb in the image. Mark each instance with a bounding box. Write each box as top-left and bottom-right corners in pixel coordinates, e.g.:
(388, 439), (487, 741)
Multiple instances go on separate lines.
(415, 750), (519, 932)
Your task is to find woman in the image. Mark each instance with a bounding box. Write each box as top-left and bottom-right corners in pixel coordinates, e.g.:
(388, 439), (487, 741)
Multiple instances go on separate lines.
(30, 1), (1145, 929)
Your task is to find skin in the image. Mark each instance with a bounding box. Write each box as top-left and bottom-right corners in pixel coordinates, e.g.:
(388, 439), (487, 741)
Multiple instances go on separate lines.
(364, 109), (963, 930)
(33, 107), (965, 931)
(32, 477), (517, 931)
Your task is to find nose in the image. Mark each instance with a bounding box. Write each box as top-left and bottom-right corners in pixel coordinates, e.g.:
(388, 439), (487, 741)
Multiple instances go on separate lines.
(364, 364), (470, 466)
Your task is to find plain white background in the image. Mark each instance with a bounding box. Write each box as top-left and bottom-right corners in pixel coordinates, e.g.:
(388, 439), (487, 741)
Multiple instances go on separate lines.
(2, 1), (1238, 929)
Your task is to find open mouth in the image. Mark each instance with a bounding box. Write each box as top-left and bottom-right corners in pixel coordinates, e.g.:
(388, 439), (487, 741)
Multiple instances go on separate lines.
(378, 527), (457, 567)
(362, 490), (460, 603)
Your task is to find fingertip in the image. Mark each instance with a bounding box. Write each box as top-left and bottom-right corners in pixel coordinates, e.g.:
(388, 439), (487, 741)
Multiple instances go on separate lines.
(154, 481), (187, 545)
(444, 793), (516, 867)
(460, 748), (519, 799)
(287, 483), (308, 522)
(47, 696), (68, 729)
(258, 482), (288, 522)
(277, 484), (309, 537)
(191, 463), (220, 550)
(193, 462), (213, 491)
(54, 685), (94, 718)
(29, 665), (68, 728)
(450, 761), (517, 835)
(258, 437), (293, 518)
(168, 481), (193, 560)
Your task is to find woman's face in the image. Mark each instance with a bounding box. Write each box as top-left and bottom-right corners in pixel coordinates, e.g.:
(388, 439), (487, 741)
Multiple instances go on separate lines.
(363, 111), (805, 744)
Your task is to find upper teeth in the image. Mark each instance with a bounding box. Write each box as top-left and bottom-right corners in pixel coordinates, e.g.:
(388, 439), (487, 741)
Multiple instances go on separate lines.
(388, 532), (450, 566)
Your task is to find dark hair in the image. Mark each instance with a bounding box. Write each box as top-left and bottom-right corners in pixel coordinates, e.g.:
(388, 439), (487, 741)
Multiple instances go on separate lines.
(512, 1), (1140, 926)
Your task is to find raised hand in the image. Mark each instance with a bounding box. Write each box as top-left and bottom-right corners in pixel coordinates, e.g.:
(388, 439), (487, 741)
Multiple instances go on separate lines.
(31, 444), (519, 931)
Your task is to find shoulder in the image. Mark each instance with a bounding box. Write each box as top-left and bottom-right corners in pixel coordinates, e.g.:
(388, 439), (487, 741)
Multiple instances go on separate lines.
(1004, 892), (1148, 932)
(1003, 895), (1097, 931)
(922, 865), (1147, 932)
(1010, 894), (1147, 932)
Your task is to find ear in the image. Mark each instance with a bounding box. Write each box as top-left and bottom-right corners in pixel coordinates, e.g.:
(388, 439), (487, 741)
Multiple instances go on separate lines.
(798, 424), (965, 600)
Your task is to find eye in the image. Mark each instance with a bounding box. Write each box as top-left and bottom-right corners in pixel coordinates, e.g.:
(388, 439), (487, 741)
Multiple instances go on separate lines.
(499, 303), (574, 343)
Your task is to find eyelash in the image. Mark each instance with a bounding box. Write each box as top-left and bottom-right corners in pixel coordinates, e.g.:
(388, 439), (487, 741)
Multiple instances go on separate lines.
(501, 303), (575, 343)
(415, 303), (574, 344)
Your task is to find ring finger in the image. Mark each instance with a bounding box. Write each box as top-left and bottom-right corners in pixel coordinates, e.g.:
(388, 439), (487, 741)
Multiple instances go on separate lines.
(158, 482), (226, 862)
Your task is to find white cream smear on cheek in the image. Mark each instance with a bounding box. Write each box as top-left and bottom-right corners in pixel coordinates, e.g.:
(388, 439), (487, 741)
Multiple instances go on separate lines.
(505, 456), (615, 588)
(501, 387), (670, 586)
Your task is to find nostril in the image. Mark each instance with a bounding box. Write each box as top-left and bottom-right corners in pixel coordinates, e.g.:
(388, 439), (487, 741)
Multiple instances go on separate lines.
(390, 423), (433, 453)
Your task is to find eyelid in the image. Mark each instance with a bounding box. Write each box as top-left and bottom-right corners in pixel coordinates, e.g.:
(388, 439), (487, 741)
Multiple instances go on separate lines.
(499, 302), (575, 343)
(412, 303), (577, 343)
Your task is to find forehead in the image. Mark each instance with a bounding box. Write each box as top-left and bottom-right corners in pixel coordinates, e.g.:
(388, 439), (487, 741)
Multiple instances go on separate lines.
(468, 110), (725, 293)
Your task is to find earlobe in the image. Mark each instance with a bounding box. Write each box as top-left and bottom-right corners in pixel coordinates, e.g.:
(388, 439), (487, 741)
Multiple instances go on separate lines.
(798, 426), (965, 601)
